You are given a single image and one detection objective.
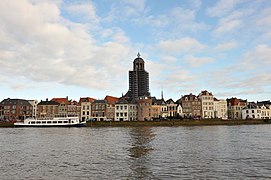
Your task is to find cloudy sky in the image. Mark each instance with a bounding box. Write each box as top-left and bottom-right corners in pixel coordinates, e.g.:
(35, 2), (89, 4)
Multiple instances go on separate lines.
(1, 0), (271, 102)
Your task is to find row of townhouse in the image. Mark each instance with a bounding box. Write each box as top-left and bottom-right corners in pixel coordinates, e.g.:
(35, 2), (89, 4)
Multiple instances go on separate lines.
(1, 94), (270, 121)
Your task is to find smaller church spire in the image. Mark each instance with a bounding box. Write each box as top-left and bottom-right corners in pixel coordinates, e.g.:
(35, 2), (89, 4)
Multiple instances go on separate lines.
(137, 52), (141, 58)
(161, 89), (164, 100)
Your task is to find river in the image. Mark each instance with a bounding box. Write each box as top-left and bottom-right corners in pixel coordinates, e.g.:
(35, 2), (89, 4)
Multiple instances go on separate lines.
(0, 125), (271, 179)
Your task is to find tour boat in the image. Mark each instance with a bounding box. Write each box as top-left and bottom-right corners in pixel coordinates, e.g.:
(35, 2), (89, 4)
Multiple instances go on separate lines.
(14, 116), (86, 127)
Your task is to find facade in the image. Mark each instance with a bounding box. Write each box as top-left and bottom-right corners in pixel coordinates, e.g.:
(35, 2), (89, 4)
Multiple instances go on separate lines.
(242, 102), (271, 119)
(67, 100), (80, 117)
(227, 97), (247, 119)
(28, 100), (39, 118)
(0, 98), (33, 121)
(137, 96), (152, 121)
(115, 98), (137, 121)
(91, 100), (107, 121)
(166, 99), (178, 117)
(214, 98), (228, 119)
(176, 98), (183, 117)
(128, 53), (150, 99)
(181, 94), (201, 118)
(199, 90), (214, 119)
(80, 97), (95, 121)
(37, 99), (60, 118)
(105, 95), (119, 121)
(51, 97), (69, 116)
(151, 97), (167, 119)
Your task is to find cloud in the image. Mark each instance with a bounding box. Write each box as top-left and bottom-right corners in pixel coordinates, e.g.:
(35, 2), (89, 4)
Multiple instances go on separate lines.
(65, 2), (99, 24)
(157, 37), (207, 53)
(214, 11), (243, 34)
(185, 55), (214, 67)
(0, 0), (134, 92)
(241, 44), (271, 68)
(214, 41), (237, 51)
(206, 0), (237, 17)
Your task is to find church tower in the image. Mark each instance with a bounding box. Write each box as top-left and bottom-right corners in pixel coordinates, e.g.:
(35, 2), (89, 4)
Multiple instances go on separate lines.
(128, 53), (150, 99)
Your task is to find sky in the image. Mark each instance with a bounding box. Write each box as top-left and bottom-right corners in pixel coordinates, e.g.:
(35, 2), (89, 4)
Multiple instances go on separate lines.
(0, 0), (271, 102)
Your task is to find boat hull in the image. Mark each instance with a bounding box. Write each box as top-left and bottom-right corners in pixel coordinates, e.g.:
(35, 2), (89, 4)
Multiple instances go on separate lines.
(14, 123), (86, 127)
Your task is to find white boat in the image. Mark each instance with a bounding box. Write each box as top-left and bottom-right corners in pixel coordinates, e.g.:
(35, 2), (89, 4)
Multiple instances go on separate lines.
(14, 116), (86, 127)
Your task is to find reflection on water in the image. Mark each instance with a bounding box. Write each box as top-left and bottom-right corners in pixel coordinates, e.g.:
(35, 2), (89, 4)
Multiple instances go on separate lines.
(0, 125), (271, 179)
(128, 127), (155, 179)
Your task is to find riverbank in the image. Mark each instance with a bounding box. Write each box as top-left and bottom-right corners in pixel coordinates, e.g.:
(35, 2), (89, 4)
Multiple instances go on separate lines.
(87, 119), (271, 127)
(1, 119), (270, 128)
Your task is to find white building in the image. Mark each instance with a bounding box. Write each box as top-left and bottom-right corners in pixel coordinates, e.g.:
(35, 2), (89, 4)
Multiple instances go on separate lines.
(28, 100), (39, 118)
(80, 97), (95, 121)
(214, 98), (228, 119)
(115, 98), (137, 121)
(242, 103), (271, 119)
(199, 90), (214, 119)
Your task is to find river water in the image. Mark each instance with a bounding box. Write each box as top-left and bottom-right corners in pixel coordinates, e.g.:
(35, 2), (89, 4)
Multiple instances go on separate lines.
(0, 125), (271, 179)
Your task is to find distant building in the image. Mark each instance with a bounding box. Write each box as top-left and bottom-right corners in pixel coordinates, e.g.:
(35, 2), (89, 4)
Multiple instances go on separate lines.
(166, 99), (178, 117)
(242, 102), (271, 119)
(151, 97), (167, 119)
(28, 99), (39, 118)
(115, 97), (137, 121)
(51, 97), (70, 116)
(0, 98), (33, 120)
(175, 98), (183, 117)
(137, 96), (152, 121)
(227, 97), (247, 119)
(79, 97), (95, 121)
(127, 53), (150, 99)
(181, 93), (201, 118)
(214, 98), (228, 119)
(68, 100), (80, 117)
(91, 100), (107, 121)
(104, 95), (119, 121)
(199, 90), (214, 119)
(37, 99), (59, 118)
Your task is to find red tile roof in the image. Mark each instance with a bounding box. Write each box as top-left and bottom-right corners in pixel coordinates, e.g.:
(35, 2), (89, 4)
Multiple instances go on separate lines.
(51, 98), (69, 105)
(227, 97), (247, 106)
(79, 97), (96, 104)
(104, 95), (119, 105)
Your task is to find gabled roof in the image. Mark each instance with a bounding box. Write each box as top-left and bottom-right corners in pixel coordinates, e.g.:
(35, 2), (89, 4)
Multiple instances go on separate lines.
(116, 97), (129, 104)
(200, 90), (213, 96)
(79, 97), (96, 104)
(227, 97), (247, 106)
(182, 93), (198, 101)
(51, 98), (69, 105)
(69, 100), (80, 106)
(166, 98), (175, 104)
(104, 95), (119, 105)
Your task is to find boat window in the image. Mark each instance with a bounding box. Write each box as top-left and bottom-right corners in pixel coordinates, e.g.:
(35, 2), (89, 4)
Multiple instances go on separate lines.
(42, 121), (46, 124)
(53, 121), (57, 124)
(72, 121), (74, 123)
(37, 121), (41, 124)
(64, 121), (68, 123)
(28, 122), (30, 124)
(31, 122), (35, 124)
(58, 121), (62, 123)
(47, 121), (51, 124)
